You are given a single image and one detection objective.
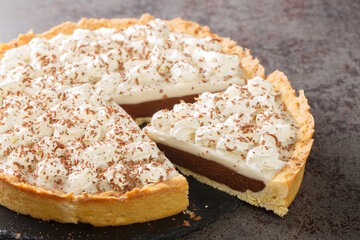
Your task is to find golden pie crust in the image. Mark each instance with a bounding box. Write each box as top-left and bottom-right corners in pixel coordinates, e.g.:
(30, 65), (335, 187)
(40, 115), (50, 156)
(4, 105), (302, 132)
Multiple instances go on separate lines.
(0, 173), (188, 226)
(0, 14), (264, 225)
(175, 70), (314, 216)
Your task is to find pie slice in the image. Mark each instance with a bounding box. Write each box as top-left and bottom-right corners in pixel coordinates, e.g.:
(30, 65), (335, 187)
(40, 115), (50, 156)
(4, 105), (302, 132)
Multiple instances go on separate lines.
(0, 14), (264, 120)
(145, 71), (314, 216)
(0, 80), (188, 226)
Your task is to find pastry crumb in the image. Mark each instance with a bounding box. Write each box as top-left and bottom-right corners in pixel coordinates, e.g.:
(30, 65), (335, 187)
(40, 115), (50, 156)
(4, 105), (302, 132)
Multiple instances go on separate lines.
(183, 220), (190, 227)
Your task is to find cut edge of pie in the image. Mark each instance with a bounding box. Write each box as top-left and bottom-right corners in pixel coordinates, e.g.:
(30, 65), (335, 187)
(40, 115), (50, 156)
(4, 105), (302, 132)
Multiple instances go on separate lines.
(155, 70), (314, 216)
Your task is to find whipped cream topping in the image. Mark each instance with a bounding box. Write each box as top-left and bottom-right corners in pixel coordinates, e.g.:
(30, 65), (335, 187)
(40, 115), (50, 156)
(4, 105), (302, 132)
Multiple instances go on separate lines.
(0, 84), (177, 194)
(0, 18), (254, 195)
(145, 77), (298, 182)
(0, 19), (246, 105)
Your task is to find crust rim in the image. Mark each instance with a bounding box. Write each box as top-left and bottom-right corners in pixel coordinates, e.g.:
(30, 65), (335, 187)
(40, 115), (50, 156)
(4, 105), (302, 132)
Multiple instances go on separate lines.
(0, 173), (188, 226)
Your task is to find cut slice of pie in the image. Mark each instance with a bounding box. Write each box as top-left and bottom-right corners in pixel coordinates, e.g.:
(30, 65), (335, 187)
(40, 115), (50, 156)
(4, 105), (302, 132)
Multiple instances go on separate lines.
(0, 14), (264, 119)
(0, 82), (189, 226)
(145, 71), (314, 216)
(0, 83), (188, 226)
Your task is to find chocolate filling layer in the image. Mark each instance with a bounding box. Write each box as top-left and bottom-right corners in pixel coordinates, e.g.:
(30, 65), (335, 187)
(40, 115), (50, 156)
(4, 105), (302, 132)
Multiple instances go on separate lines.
(156, 143), (265, 193)
(120, 94), (199, 119)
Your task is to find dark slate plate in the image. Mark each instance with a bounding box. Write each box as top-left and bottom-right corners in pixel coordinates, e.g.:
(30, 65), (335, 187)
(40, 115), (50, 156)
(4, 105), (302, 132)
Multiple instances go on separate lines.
(0, 175), (241, 240)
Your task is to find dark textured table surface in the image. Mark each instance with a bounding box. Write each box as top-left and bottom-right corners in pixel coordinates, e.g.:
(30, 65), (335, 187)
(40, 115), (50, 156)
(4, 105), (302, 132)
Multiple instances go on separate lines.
(0, 0), (359, 239)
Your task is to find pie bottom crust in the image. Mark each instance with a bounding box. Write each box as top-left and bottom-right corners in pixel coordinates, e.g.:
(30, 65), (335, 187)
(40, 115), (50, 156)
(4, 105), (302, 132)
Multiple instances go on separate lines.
(0, 173), (188, 226)
(176, 165), (303, 217)
(157, 71), (314, 217)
